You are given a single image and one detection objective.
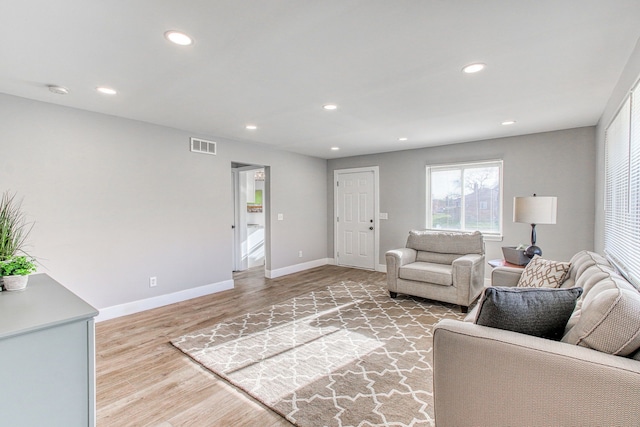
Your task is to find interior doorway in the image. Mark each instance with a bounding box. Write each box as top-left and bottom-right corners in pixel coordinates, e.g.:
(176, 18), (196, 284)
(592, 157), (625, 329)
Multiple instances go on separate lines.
(232, 163), (268, 273)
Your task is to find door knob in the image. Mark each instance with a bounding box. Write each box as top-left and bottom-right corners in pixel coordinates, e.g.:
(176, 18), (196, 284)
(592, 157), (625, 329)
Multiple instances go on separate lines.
(369, 226), (374, 230)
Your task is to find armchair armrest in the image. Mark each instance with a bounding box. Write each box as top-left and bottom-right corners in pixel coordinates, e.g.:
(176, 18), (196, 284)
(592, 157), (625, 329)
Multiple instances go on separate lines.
(386, 248), (417, 267)
(452, 253), (485, 305)
(452, 253), (483, 267)
(385, 248), (417, 291)
(433, 319), (640, 427)
(491, 266), (523, 287)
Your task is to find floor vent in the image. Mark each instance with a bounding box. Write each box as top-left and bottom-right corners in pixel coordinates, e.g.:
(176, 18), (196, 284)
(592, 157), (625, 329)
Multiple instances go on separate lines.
(190, 137), (217, 155)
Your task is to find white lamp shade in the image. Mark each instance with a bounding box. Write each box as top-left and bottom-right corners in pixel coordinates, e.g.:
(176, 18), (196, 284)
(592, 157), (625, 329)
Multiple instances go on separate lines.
(513, 196), (557, 224)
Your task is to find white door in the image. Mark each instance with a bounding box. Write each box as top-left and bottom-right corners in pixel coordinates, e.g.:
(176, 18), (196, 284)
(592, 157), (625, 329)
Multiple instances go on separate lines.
(231, 170), (238, 271)
(336, 169), (376, 269)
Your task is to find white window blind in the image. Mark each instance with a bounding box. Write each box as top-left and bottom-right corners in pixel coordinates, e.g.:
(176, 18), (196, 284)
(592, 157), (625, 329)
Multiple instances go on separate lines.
(604, 81), (640, 287)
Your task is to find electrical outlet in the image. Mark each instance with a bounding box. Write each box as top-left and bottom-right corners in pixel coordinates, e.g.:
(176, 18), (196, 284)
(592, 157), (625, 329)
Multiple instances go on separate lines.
(298, 250), (303, 258)
(149, 277), (157, 287)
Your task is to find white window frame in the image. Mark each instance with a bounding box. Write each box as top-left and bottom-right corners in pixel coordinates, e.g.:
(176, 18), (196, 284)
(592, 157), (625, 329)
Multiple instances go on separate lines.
(426, 159), (504, 241)
(604, 78), (640, 288)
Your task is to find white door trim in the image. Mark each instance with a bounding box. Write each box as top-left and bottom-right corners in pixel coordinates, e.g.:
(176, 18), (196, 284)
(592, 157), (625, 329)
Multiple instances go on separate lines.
(233, 165), (267, 273)
(334, 166), (380, 271)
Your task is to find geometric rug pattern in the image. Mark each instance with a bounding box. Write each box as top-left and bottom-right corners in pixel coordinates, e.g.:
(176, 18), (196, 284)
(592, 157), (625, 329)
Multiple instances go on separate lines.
(171, 281), (463, 427)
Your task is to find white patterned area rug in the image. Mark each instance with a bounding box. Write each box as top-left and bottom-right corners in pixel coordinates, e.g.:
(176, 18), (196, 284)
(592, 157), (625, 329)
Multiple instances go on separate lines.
(171, 281), (463, 427)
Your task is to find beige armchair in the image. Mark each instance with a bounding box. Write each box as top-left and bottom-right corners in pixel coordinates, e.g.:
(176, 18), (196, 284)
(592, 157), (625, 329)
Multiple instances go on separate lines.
(385, 230), (485, 313)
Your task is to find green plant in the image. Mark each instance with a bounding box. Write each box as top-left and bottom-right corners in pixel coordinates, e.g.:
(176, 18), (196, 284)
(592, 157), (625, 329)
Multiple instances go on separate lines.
(0, 256), (36, 276)
(0, 191), (34, 262)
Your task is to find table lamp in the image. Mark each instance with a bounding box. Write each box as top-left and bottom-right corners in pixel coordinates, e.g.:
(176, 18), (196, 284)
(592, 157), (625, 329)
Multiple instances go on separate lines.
(513, 194), (557, 258)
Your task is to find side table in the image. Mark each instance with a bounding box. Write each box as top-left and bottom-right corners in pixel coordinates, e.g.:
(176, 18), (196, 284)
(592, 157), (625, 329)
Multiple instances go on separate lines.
(488, 259), (526, 269)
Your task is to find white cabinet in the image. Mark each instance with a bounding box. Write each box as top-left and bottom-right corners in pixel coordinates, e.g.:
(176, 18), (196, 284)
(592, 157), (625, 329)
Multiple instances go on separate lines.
(0, 274), (98, 426)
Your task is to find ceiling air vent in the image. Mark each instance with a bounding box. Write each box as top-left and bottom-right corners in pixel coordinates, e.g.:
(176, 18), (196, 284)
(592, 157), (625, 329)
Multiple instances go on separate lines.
(190, 137), (217, 155)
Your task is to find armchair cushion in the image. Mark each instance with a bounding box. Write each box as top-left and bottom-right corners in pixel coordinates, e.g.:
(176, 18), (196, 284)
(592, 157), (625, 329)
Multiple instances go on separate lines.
(516, 255), (571, 288)
(406, 230), (483, 254)
(416, 251), (460, 264)
(399, 262), (452, 286)
(475, 286), (583, 340)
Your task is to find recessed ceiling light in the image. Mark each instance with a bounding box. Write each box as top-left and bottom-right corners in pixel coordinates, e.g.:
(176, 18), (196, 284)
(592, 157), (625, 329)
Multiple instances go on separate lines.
(398, 137), (408, 141)
(331, 147), (340, 151)
(96, 87), (117, 95)
(323, 104), (338, 110)
(462, 63), (486, 74)
(501, 120), (516, 125)
(245, 125), (257, 130)
(165, 30), (193, 46)
(47, 85), (69, 95)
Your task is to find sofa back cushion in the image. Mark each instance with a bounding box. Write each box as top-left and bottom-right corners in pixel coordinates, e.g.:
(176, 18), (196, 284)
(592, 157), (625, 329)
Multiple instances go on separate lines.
(562, 274), (640, 356)
(561, 250), (612, 289)
(406, 230), (483, 255)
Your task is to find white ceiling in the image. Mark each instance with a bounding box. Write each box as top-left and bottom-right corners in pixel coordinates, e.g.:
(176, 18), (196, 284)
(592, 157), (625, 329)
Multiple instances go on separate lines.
(2, 1), (640, 159)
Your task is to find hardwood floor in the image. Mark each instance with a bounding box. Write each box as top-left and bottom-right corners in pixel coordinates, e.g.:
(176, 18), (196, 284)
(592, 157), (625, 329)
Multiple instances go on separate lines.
(96, 265), (387, 426)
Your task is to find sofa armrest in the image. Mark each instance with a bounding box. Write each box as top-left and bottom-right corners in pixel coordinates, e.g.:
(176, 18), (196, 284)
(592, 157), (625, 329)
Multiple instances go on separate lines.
(491, 266), (523, 287)
(385, 248), (417, 291)
(433, 319), (640, 427)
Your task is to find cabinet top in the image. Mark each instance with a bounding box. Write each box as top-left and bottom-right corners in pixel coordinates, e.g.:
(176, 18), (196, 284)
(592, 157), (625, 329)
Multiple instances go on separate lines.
(0, 273), (98, 339)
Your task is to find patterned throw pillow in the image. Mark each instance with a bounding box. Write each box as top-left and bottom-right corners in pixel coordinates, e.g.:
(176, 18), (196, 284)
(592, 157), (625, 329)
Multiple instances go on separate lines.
(517, 255), (571, 288)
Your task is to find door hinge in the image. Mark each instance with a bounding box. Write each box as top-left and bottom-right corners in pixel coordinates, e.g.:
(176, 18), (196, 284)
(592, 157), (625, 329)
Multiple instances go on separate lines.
(337, 217), (339, 222)
(336, 181), (339, 187)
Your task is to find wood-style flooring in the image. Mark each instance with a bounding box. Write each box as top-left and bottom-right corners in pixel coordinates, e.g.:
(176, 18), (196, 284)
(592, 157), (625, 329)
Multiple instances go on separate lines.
(96, 265), (387, 426)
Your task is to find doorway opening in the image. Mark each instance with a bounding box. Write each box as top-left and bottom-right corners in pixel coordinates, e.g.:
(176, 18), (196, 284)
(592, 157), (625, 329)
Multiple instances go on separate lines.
(232, 163), (268, 274)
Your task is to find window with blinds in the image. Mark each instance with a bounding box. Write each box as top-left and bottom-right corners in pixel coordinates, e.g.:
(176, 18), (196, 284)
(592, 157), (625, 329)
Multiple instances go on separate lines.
(604, 80), (640, 288)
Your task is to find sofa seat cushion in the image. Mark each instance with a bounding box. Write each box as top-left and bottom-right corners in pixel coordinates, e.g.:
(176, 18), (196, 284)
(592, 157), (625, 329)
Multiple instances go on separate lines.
(562, 275), (640, 356)
(399, 262), (453, 286)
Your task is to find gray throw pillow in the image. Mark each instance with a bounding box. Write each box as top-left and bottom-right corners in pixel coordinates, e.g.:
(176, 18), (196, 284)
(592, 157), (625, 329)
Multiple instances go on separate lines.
(475, 287), (583, 340)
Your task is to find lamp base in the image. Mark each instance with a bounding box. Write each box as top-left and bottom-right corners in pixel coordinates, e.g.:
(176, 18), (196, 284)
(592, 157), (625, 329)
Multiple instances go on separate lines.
(525, 245), (542, 258)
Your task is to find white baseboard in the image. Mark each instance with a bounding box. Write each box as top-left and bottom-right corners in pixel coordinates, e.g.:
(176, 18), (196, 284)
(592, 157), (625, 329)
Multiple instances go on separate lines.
(326, 258), (386, 273)
(97, 258), (389, 322)
(266, 258), (331, 279)
(95, 279), (234, 322)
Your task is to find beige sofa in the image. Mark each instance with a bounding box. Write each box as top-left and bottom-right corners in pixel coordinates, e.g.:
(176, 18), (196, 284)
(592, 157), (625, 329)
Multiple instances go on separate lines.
(385, 230), (485, 313)
(433, 250), (640, 426)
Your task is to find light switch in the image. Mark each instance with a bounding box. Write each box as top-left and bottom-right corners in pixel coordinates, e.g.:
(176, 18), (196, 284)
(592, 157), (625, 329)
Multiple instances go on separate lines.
(380, 213), (388, 220)
(278, 213), (284, 221)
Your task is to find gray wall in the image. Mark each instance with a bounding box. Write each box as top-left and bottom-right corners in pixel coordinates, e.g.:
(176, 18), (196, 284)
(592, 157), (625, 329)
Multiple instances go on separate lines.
(0, 94), (327, 310)
(328, 127), (596, 270)
(595, 38), (640, 252)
